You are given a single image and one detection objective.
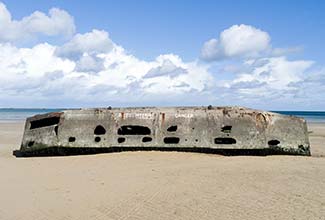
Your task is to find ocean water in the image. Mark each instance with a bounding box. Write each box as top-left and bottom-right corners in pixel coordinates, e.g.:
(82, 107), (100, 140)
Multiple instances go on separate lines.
(272, 111), (325, 123)
(0, 108), (324, 122)
(0, 109), (64, 121)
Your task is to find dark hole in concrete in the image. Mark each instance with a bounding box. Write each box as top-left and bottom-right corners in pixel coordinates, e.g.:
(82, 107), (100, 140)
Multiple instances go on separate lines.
(118, 125), (151, 135)
(68, 137), (76, 142)
(167, 125), (177, 132)
(214, 137), (236, 144)
(118, 137), (125, 143)
(268, 140), (280, 146)
(164, 137), (180, 144)
(30, 116), (60, 129)
(221, 125), (232, 133)
(95, 137), (101, 142)
(54, 126), (58, 136)
(142, 137), (152, 142)
(195, 139), (199, 142)
(94, 125), (106, 135)
(27, 141), (34, 147)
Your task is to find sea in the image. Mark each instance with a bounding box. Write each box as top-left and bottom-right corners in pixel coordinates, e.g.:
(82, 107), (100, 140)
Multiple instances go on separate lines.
(0, 109), (64, 122)
(0, 108), (325, 123)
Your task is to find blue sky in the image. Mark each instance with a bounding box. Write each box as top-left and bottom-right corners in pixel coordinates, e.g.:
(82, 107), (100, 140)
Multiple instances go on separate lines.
(3, 0), (324, 62)
(0, 0), (324, 110)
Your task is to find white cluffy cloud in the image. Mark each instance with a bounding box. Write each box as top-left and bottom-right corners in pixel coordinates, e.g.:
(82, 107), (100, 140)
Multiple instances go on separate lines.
(0, 2), (75, 42)
(0, 26), (214, 107)
(0, 1), (324, 109)
(229, 57), (313, 92)
(55, 29), (113, 59)
(201, 24), (270, 61)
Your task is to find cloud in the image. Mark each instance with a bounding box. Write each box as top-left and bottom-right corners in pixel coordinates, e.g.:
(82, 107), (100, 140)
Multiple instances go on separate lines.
(0, 1), (324, 109)
(144, 55), (187, 78)
(201, 24), (270, 61)
(200, 39), (221, 61)
(221, 56), (314, 104)
(54, 29), (114, 73)
(75, 54), (105, 73)
(55, 29), (113, 59)
(271, 46), (303, 56)
(0, 43), (74, 82)
(0, 2), (75, 43)
(0, 31), (214, 107)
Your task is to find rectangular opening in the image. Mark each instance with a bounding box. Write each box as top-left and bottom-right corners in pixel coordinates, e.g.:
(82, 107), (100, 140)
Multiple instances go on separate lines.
(142, 137), (152, 142)
(30, 116), (60, 130)
(117, 125), (151, 135)
(164, 137), (180, 144)
(214, 137), (236, 145)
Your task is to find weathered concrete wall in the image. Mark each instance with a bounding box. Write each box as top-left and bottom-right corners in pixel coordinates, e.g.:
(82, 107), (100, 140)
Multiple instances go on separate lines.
(14, 106), (311, 156)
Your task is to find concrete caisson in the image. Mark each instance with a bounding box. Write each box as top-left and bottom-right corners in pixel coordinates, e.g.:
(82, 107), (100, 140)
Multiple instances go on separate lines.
(13, 106), (311, 156)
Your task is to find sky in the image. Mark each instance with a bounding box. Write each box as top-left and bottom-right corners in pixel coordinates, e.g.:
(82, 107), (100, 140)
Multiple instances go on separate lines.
(0, 0), (324, 110)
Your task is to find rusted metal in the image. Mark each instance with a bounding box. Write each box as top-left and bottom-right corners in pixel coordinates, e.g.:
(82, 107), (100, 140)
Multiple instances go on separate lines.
(161, 113), (165, 125)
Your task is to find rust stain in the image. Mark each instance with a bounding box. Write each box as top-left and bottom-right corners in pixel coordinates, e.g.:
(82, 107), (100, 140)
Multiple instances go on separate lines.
(161, 113), (165, 125)
(51, 112), (63, 117)
(222, 109), (230, 117)
(246, 112), (254, 116)
(256, 113), (266, 122)
(32, 112), (62, 120)
(95, 108), (107, 114)
(255, 113), (267, 130)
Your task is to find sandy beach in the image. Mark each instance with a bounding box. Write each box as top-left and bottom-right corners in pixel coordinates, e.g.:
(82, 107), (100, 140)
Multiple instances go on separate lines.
(0, 121), (324, 220)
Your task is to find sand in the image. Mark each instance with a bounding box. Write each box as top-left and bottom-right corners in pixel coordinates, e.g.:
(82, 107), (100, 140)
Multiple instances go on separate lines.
(0, 121), (324, 220)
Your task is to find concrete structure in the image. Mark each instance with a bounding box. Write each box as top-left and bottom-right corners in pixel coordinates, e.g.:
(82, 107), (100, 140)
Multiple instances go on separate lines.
(14, 106), (311, 157)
